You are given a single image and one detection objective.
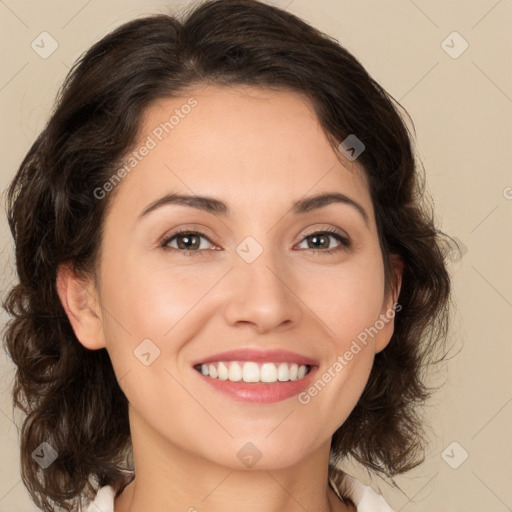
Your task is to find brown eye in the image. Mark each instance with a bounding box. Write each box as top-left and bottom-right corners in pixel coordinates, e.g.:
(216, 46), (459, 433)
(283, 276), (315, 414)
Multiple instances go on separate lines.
(297, 230), (351, 253)
(174, 233), (201, 250)
(162, 230), (214, 254)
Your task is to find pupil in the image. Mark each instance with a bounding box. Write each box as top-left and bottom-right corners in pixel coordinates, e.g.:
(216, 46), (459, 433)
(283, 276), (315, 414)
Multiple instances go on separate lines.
(310, 234), (328, 249)
(179, 234), (198, 250)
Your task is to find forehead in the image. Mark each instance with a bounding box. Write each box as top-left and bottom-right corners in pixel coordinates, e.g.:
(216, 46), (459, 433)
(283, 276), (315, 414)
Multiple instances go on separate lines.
(108, 84), (373, 223)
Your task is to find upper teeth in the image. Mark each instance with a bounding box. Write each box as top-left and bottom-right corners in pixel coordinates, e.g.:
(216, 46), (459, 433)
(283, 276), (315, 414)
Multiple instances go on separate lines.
(198, 361), (310, 383)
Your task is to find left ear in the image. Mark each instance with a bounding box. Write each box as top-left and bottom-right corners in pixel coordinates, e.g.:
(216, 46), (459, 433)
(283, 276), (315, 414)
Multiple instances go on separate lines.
(374, 253), (404, 354)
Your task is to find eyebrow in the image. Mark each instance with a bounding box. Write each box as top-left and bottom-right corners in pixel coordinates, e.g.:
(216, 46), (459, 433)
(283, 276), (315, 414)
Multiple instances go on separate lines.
(138, 191), (369, 225)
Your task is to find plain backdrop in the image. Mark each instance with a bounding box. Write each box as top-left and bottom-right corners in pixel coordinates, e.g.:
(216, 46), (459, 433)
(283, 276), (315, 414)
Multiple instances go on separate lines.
(1, 1), (511, 511)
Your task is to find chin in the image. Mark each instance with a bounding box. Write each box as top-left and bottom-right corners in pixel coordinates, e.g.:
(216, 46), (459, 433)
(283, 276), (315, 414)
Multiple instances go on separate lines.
(198, 435), (316, 472)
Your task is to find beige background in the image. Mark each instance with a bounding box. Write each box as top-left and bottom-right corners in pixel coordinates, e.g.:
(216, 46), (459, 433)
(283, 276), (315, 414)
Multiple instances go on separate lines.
(1, 0), (511, 510)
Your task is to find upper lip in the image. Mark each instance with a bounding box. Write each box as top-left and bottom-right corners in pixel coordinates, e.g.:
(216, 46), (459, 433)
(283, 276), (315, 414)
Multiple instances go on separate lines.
(192, 348), (319, 367)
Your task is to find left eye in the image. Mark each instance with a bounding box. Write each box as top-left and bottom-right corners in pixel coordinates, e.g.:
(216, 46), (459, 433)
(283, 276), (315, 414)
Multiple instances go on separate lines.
(296, 231), (350, 251)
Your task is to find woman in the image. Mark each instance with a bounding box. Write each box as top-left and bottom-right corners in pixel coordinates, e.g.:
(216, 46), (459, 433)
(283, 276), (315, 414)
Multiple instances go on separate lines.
(2, 1), (451, 511)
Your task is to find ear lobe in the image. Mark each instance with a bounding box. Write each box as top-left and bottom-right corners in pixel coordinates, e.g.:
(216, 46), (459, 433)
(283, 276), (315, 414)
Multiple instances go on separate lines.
(56, 263), (106, 350)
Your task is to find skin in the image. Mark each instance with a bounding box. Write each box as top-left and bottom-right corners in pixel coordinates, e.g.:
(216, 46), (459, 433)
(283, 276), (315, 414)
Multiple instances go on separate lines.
(57, 84), (402, 512)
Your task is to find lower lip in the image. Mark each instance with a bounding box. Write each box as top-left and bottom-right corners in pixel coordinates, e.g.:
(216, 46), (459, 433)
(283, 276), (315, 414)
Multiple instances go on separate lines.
(194, 366), (318, 403)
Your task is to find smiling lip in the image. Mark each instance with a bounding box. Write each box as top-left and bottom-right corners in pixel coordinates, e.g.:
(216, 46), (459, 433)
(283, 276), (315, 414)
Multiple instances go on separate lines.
(192, 348), (319, 404)
(191, 348), (319, 367)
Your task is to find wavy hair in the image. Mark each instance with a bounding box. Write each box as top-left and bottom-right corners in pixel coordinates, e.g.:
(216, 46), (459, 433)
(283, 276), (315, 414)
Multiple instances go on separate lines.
(2, 0), (452, 510)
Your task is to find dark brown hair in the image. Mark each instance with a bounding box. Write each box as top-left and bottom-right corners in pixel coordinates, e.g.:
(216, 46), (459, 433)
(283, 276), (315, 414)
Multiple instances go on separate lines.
(2, 0), (452, 510)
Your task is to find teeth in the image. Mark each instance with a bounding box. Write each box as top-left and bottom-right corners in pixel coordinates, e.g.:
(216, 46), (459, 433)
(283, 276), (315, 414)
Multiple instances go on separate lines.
(289, 363), (299, 380)
(208, 364), (218, 379)
(243, 362), (260, 382)
(277, 362), (290, 381)
(217, 361), (229, 380)
(197, 361), (310, 383)
(261, 362), (277, 382)
(228, 362), (242, 382)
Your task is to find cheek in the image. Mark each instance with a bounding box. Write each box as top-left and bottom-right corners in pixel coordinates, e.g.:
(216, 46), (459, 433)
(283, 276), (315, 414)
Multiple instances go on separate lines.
(296, 247), (386, 344)
(100, 252), (216, 334)
(295, 256), (385, 430)
(98, 255), (226, 379)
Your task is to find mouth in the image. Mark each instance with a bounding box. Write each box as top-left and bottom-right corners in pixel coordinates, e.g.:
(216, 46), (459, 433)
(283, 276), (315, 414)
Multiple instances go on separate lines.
(193, 361), (312, 383)
(191, 348), (319, 403)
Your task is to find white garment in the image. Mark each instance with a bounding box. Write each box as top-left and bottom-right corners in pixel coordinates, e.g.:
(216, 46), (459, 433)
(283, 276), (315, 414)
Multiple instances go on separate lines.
(85, 473), (395, 512)
(334, 473), (395, 511)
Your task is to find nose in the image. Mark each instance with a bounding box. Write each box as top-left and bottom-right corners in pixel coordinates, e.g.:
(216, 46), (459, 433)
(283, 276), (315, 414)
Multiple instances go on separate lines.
(222, 248), (302, 334)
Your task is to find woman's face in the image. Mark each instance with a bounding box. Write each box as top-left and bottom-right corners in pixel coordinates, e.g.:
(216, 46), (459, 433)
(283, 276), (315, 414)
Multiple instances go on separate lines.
(75, 85), (400, 470)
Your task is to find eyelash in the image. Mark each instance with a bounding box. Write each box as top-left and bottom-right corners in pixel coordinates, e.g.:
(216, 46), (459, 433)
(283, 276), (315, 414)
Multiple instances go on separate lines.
(160, 227), (351, 257)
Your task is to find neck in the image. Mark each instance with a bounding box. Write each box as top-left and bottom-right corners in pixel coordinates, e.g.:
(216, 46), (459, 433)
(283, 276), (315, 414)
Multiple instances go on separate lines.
(114, 408), (351, 512)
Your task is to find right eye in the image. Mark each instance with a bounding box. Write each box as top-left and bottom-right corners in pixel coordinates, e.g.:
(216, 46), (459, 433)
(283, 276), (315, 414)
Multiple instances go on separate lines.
(161, 229), (217, 255)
